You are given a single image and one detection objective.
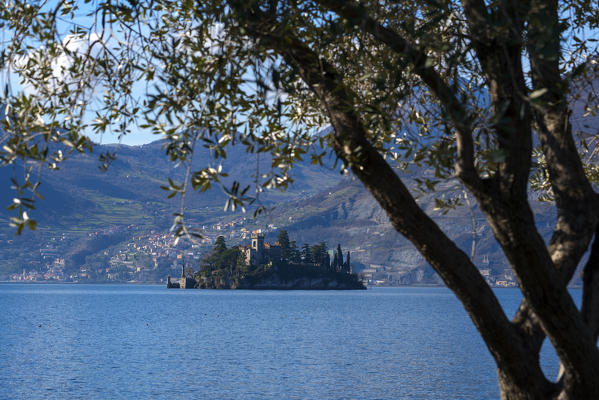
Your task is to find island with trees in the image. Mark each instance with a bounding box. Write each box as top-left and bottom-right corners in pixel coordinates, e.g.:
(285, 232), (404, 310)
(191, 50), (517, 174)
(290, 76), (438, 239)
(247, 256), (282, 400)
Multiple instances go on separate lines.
(170, 230), (365, 290)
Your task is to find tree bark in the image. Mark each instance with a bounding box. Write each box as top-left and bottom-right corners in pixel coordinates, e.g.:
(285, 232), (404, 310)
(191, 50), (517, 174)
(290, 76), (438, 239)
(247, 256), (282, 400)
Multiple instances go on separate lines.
(497, 366), (557, 400)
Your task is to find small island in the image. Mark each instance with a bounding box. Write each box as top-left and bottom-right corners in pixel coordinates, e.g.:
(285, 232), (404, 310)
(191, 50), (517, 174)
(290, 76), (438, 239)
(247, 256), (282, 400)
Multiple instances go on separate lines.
(167, 230), (365, 290)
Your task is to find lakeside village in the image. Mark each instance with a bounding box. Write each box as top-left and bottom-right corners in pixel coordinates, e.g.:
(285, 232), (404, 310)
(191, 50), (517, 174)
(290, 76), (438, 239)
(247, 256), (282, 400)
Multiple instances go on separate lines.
(3, 219), (268, 283)
(2, 221), (518, 287)
(167, 231), (364, 289)
(2, 222), (365, 286)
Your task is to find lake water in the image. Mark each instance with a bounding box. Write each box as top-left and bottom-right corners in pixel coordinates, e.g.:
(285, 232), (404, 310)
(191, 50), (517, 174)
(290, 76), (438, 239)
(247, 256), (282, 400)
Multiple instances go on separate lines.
(0, 284), (567, 399)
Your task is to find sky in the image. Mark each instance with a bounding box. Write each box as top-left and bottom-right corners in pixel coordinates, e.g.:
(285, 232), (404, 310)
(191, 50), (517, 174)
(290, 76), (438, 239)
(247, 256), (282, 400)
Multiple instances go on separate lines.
(1, 1), (160, 147)
(1, 2), (308, 148)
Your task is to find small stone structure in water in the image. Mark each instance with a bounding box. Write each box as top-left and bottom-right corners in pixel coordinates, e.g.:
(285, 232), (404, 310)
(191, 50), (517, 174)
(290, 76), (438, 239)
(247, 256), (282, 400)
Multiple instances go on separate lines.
(166, 275), (180, 288)
(166, 260), (196, 289)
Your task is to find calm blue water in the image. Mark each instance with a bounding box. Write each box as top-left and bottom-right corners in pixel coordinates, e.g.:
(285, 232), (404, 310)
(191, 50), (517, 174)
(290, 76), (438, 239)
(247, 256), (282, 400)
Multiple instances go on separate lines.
(0, 285), (569, 399)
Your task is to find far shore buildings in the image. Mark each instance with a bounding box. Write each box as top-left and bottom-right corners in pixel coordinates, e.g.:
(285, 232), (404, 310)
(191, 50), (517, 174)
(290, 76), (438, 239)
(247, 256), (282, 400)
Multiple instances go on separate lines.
(240, 233), (281, 266)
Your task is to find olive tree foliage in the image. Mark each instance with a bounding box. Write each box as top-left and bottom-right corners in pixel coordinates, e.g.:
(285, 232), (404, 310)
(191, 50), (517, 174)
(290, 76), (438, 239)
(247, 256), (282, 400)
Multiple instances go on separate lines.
(2, 0), (599, 397)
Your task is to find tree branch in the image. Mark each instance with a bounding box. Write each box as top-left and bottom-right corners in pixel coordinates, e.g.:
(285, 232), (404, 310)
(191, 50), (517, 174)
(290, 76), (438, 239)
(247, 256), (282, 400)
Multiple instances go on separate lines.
(230, 4), (554, 385)
(459, 0), (536, 204)
(527, 0), (597, 279)
(233, 1), (599, 390)
(313, 0), (481, 191)
(316, 1), (596, 373)
(509, 0), (599, 367)
(461, 0), (599, 384)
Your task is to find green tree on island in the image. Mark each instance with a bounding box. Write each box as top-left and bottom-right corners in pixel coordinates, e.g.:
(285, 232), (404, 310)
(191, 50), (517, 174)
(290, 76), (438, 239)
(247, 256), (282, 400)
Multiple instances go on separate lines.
(277, 230), (291, 260)
(288, 241), (301, 264)
(336, 244), (344, 273)
(200, 236), (239, 272)
(3, 1), (599, 397)
(200, 235), (231, 274)
(332, 252), (339, 272)
(199, 236), (245, 286)
(345, 252), (350, 274)
(301, 244), (313, 264)
(310, 242), (329, 267)
(213, 236), (227, 254)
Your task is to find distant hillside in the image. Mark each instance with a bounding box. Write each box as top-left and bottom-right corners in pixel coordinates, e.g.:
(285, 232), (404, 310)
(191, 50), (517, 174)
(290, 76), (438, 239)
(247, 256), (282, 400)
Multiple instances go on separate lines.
(0, 139), (345, 276)
(258, 169), (560, 285)
(0, 140), (342, 229)
(0, 137), (584, 286)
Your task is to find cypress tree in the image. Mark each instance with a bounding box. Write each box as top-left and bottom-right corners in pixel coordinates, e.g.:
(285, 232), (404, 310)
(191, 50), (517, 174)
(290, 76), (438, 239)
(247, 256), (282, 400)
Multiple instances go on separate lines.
(277, 230), (291, 260)
(214, 235), (227, 254)
(310, 244), (321, 264)
(290, 241), (301, 263)
(337, 244), (343, 271)
(345, 251), (351, 273)
(301, 243), (313, 263)
(320, 242), (328, 265)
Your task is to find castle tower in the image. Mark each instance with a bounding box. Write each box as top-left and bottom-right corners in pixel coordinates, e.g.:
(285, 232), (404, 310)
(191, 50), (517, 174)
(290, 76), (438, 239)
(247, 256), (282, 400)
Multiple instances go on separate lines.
(251, 233), (265, 253)
(251, 233), (265, 264)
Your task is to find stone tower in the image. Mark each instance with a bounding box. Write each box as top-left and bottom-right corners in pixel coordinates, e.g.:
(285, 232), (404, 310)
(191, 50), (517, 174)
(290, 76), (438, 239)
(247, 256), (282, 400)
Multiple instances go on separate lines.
(251, 233), (265, 253)
(251, 233), (265, 264)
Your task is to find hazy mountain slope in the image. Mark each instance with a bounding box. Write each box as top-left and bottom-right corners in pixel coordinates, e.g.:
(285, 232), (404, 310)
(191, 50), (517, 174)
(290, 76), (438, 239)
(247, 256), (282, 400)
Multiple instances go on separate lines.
(0, 141), (568, 284)
(0, 139), (346, 275)
(0, 133), (584, 285)
(259, 171), (559, 285)
(0, 140), (342, 228)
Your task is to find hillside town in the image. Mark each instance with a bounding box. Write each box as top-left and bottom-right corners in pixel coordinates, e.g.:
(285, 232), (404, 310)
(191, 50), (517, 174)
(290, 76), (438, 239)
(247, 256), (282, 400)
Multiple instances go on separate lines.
(2, 218), (280, 283)
(2, 220), (519, 287)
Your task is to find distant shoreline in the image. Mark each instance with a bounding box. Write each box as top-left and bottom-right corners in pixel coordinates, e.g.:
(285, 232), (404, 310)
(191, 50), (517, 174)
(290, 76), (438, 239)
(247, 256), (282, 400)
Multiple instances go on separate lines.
(0, 281), (163, 285)
(0, 281), (583, 289)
